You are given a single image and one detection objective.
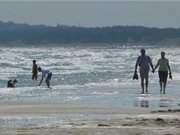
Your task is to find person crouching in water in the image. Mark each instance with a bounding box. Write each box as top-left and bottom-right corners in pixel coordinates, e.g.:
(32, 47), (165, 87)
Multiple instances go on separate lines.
(153, 51), (172, 94)
(38, 67), (52, 88)
(7, 79), (18, 88)
(32, 60), (38, 80)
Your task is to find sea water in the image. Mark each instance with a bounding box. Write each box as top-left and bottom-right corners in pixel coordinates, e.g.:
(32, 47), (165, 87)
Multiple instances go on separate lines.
(0, 45), (180, 107)
(0, 45), (180, 128)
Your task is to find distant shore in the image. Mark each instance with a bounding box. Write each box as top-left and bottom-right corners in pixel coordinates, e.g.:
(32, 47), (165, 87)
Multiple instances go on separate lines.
(1, 21), (180, 45)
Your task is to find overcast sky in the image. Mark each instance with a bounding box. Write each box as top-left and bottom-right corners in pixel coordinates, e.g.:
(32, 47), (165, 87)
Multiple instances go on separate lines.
(0, 1), (179, 28)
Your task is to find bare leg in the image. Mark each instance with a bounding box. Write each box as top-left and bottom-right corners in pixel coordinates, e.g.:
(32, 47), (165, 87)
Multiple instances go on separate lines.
(160, 81), (162, 94)
(145, 77), (148, 94)
(141, 78), (144, 94)
(46, 79), (50, 88)
(35, 74), (38, 80)
(32, 73), (38, 80)
(163, 81), (167, 94)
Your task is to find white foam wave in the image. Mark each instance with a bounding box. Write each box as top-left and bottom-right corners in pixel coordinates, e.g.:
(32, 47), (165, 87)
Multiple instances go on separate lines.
(91, 91), (118, 95)
(65, 96), (81, 101)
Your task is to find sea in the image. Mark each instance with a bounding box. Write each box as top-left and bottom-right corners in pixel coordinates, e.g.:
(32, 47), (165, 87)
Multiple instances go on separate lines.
(0, 44), (180, 128)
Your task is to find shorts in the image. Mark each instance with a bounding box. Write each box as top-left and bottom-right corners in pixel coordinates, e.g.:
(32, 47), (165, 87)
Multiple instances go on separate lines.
(158, 71), (168, 83)
(140, 69), (149, 79)
(32, 72), (38, 80)
(46, 72), (52, 81)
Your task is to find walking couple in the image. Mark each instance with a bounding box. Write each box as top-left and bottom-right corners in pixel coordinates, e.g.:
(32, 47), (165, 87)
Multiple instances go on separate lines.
(133, 49), (172, 95)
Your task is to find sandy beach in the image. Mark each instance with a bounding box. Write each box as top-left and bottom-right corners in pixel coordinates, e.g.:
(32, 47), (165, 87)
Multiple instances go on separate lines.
(0, 103), (180, 135)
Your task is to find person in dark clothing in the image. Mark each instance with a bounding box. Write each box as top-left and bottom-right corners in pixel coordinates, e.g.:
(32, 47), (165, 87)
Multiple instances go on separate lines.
(32, 60), (38, 80)
(7, 79), (18, 88)
(134, 49), (154, 94)
(7, 80), (13, 87)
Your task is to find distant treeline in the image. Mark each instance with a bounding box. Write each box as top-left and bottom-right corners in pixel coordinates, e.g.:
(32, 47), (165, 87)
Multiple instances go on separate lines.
(0, 21), (180, 45)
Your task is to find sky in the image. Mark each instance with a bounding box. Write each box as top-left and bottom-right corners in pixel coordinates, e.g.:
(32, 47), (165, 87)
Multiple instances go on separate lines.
(0, 1), (180, 28)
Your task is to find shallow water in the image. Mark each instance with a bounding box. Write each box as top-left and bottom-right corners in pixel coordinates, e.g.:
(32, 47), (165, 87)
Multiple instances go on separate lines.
(0, 45), (180, 128)
(0, 45), (180, 108)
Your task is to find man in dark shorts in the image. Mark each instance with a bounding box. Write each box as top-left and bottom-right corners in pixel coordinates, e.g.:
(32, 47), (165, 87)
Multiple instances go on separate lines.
(32, 60), (38, 80)
(153, 51), (172, 94)
(38, 67), (52, 88)
(134, 49), (154, 94)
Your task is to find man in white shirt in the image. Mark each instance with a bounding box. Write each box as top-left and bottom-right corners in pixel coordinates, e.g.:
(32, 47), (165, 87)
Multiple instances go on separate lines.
(38, 67), (52, 88)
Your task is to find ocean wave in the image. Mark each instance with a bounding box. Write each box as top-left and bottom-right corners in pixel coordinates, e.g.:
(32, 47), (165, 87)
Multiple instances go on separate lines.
(91, 91), (118, 95)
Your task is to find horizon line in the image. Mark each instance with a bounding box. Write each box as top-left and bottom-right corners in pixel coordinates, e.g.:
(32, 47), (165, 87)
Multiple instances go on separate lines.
(1, 20), (180, 29)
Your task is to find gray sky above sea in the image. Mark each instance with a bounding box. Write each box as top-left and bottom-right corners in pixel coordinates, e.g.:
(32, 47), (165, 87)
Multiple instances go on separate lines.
(0, 1), (180, 28)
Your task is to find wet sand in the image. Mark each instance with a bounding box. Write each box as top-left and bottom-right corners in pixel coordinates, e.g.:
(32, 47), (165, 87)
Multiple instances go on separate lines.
(3, 127), (180, 135)
(0, 103), (180, 135)
(0, 102), (151, 115)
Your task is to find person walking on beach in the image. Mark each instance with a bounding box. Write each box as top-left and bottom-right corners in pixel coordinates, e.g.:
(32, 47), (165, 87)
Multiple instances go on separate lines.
(153, 51), (172, 94)
(134, 49), (154, 94)
(38, 67), (52, 88)
(32, 60), (38, 80)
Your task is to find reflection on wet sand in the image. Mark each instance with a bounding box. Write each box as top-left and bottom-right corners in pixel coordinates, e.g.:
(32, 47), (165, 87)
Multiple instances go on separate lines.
(134, 94), (179, 108)
(159, 99), (171, 108)
(134, 98), (149, 108)
(140, 99), (149, 108)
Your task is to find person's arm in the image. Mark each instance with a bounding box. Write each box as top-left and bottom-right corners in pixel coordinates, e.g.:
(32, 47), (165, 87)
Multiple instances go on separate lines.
(32, 66), (34, 73)
(150, 63), (154, 72)
(167, 60), (171, 73)
(149, 56), (154, 72)
(167, 60), (172, 79)
(39, 75), (44, 86)
(154, 61), (159, 72)
(134, 57), (140, 72)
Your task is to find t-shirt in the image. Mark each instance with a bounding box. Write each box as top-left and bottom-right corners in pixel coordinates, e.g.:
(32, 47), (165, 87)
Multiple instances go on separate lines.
(136, 55), (152, 71)
(42, 69), (50, 78)
(157, 58), (169, 71)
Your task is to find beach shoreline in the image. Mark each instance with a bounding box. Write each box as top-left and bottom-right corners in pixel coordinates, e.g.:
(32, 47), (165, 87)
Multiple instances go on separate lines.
(0, 102), (152, 115)
(0, 103), (180, 135)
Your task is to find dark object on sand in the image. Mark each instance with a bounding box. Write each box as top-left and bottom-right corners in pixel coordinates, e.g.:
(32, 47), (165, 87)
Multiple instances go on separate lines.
(133, 71), (138, 80)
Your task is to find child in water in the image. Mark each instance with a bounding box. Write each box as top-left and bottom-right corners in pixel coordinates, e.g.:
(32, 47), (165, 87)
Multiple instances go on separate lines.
(32, 60), (38, 80)
(7, 79), (18, 88)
